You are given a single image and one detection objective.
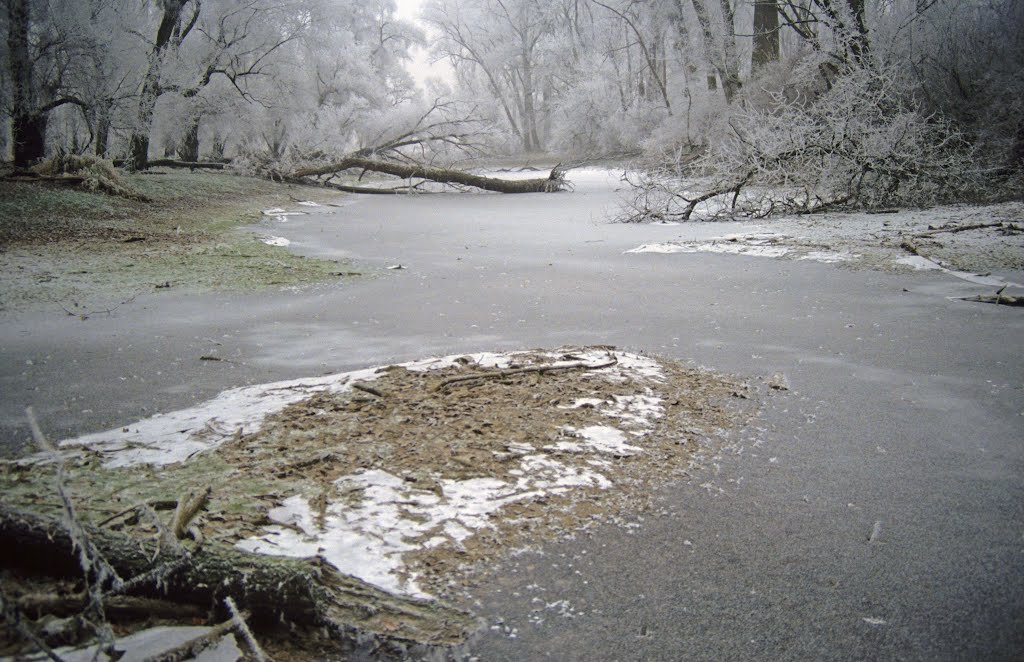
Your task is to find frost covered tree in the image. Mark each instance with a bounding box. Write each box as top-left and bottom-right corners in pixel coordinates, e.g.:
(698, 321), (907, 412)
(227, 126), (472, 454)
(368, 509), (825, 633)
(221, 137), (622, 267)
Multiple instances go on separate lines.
(0, 0), (104, 165)
(423, 0), (558, 152)
(123, 0), (304, 171)
(620, 0), (1024, 219)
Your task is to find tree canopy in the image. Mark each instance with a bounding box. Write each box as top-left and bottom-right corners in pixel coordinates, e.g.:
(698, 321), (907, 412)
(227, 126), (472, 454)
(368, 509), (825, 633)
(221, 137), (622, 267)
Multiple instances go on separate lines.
(2, 0), (1021, 207)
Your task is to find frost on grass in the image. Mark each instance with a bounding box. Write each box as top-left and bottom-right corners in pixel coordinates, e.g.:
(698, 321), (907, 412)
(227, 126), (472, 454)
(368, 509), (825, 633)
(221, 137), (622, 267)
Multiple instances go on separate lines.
(17, 347), (753, 599)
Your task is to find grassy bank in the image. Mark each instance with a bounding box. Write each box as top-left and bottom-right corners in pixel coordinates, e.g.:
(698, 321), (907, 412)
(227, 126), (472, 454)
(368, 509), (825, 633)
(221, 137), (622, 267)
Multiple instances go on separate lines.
(0, 170), (358, 316)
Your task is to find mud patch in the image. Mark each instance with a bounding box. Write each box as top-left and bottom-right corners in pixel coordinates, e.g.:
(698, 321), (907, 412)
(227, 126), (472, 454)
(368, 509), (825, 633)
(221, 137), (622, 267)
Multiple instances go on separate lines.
(6, 347), (761, 600)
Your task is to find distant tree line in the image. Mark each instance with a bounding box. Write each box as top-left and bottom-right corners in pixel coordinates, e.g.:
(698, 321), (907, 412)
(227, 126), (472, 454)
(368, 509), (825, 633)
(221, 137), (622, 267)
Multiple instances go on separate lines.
(2, 0), (1021, 208)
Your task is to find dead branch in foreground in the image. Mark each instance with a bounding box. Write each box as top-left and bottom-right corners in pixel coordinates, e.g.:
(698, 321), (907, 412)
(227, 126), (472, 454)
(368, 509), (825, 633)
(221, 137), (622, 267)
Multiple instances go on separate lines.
(289, 156), (568, 194)
(0, 504), (477, 659)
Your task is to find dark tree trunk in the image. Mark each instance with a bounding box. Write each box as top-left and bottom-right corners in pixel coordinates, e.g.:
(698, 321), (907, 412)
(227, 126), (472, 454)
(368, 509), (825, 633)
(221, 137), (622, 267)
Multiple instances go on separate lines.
(177, 116), (201, 163)
(847, 0), (869, 64)
(126, 132), (151, 172)
(94, 113), (111, 158)
(6, 0), (46, 167)
(12, 114), (47, 167)
(752, 0), (780, 72)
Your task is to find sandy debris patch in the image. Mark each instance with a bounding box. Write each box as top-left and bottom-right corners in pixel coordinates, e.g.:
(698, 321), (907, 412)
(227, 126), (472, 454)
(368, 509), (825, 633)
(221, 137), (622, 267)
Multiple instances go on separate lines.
(14, 348), (756, 600)
(223, 348), (748, 597)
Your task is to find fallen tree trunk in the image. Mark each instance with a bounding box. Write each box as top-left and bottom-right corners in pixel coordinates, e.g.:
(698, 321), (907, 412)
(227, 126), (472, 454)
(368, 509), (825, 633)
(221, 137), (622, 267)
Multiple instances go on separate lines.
(0, 504), (477, 658)
(111, 158), (227, 170)
(290, 156), (566, 193)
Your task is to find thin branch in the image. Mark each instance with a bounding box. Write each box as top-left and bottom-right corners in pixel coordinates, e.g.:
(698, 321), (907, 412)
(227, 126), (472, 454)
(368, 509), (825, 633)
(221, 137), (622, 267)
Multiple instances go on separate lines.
(435, 357), (618, 391)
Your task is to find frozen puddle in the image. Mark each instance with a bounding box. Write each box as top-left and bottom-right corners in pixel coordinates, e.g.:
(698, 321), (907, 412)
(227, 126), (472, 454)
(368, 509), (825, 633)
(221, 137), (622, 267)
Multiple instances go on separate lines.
(259, 235), (291, 247)
(260, 208), (307, 223)
(56, 348), (673, 597)
(626, 233), (855, 264)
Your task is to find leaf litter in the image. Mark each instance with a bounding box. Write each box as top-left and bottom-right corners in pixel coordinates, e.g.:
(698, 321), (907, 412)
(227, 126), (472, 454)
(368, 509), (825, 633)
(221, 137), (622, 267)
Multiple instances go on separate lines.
(4, 347), (761, 601)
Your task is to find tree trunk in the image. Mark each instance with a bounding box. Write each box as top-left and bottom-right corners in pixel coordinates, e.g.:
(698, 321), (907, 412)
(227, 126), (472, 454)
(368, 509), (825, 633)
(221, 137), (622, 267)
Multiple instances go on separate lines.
(0, 504), (476, 657)
(178, 116), (200, 163)
(12, 114), (47, 167)
(690, 0), (737, 103)
(94, 107), (111, 159)
(846, 0), (869, 64)
(6, 0), (46, 167)
(125, 0), (193, 171)
(126, 131), (151, 172)
(716, 0), (742, 102)
(752, 0), (780, 72)
(290, 157), (567, 193)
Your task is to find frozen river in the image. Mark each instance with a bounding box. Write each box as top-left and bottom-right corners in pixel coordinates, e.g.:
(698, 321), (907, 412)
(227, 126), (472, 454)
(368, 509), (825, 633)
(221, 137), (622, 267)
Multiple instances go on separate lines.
(2, 169), (1022, 659)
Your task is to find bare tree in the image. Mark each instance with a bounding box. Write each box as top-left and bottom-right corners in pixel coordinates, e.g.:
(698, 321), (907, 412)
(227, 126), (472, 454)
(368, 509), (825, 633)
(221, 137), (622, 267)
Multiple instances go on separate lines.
(2, 0), (91, 166)
(125, 0), (297, 171)
(752, 0), (780, 72)
(425, 0), (556, 152)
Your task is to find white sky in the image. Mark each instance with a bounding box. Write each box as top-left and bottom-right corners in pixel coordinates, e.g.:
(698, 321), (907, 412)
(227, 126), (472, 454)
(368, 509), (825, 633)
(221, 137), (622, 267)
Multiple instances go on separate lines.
(393, 0), (454, 87)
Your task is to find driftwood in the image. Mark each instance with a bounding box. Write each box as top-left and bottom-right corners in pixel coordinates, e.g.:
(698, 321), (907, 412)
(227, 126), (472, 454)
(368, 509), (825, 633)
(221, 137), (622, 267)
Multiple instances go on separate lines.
(913, 221), (1007, 237)
(435, 357), (618, 391)
(110, 158), (226, 170)
(0, 504), (477, 658)
(960, 293), (1024, 306)
(289, 156), (567, 194)
(1, 171), (87, 186)
(959, 286), (1024, 307)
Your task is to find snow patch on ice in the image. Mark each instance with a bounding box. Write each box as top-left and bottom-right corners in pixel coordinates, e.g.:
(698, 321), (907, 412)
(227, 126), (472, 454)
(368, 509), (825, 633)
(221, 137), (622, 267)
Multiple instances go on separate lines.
(897, 255), (1023, 288)
(260, 208), (306, 223)
(627, 236), (789, 259)
(554, 425), (643, 456)
(798, 250), (856, 263)
(260, 235), (291, 247)
(55, 348), (650, 469)
(239, 453), (613, 597)
(627, 234), (855, 264)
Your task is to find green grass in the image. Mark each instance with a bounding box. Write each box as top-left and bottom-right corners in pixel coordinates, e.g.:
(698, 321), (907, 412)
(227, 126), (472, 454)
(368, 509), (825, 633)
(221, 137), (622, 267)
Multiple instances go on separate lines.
(0, 170), (362, 316)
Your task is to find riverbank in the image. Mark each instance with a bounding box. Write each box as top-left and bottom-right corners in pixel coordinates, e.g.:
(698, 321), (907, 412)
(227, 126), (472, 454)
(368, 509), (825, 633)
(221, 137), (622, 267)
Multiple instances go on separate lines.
(0, 170), (358, 318)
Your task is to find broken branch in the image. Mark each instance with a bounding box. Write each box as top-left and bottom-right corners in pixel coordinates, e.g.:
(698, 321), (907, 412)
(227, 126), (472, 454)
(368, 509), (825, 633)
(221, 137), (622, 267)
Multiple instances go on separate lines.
(436, 357), (618, 391)
(913, 221), (1005, 237)
(0, 504), (477, 656)
(352, 382), (386, 398)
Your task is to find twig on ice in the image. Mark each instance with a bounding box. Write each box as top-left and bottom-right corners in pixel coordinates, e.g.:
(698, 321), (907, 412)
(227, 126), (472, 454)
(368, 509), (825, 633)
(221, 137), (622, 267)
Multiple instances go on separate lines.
(352, 382), (386, 398)
(913, 221), (1004, 237)
(138, 613), (245, 662)
(435, 356), (618, 391)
